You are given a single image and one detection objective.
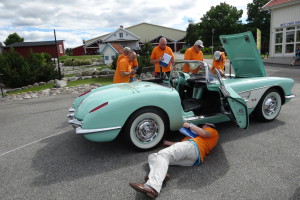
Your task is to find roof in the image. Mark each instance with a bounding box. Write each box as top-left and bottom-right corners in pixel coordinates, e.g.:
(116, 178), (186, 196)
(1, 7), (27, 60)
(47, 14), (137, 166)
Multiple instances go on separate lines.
(126, 22), (186, 42)
(101, 43), (124, 54)
(5, 40), (64, 48)
(85, 22), (186, 46)
(109, 43), (124, 53)
(262, 0), (300, 10)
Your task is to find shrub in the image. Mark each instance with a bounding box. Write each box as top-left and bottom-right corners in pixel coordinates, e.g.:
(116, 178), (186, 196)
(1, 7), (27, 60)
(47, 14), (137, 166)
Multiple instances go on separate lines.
(63, 58), (93, 66)
(180, 48), (187, 54)
(0, 49), (58, 88)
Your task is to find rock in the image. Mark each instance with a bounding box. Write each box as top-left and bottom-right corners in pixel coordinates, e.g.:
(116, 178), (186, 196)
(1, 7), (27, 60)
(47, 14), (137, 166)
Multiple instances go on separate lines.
(90, 83), (101, 87)
(81, 76), (93, 80)
(33, 83), (39, 87)
(39, 82), (46, 85)
(54, 79), (67, 88)
(75, 73), (82, 77)
(47, 80), (55, 84)
(82, 71), (93, 76)
(68, 77), (79, 81)
(93, 71), (100, 75)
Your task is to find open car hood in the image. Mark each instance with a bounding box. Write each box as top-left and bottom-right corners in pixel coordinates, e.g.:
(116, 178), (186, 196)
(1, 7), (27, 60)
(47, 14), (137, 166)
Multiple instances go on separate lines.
(220, 31), (266, 78)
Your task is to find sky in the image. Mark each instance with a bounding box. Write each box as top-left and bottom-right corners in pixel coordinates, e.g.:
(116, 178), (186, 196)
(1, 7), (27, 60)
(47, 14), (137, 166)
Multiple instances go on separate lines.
(0, 0), (254, 48)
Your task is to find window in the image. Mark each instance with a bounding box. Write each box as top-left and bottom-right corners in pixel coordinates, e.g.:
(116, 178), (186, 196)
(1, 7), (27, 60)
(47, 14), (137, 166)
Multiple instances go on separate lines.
(275, 32), (283, 43)
(285, 44), (294, 53)
(111, 55), (115, 60)
(119, 33), (123, 38)
(59, 45), (63, 53)
(296, 30), (300, 42)
(286, 31), (295, 43)
(105, 56), (109, 60)
(275, 45), (282, 54)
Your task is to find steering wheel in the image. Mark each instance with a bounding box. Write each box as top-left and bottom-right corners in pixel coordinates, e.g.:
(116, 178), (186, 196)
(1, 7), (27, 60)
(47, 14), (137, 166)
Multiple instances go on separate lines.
(170, 71), (180, 89)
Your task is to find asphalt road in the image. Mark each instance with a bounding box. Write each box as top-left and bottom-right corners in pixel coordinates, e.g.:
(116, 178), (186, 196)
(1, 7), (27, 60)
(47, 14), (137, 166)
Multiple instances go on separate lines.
(0, 64), (299, 200)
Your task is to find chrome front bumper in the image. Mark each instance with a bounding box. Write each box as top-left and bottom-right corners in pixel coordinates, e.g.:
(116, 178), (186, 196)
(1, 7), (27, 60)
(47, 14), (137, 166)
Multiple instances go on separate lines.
(67, 107), (75, 120)
(285, 94), (296, 99)
(68, 118), (121, 135)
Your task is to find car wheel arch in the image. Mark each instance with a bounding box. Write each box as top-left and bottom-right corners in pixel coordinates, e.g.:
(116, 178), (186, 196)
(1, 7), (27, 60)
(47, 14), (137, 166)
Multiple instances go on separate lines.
(253, 87), (283, 122)
(122, 106), (170, 132)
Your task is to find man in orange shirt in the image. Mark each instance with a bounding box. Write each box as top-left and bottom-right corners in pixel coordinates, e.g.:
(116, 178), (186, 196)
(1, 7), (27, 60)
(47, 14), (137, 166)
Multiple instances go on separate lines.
(117, 47), (139, 82)
(183, 40), (204, 73)
(113, 51), (137, 83)
(211, 51), (226, 77)
(150, 37), (175, 78)
(129, 122), (219, 199)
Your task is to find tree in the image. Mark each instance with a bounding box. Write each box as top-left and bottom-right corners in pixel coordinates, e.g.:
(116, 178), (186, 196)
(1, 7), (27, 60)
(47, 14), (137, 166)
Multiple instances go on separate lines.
(65, 48), (73, 56)
(185, 2), (245, 50)
(3, 33), (24, 46)
(246, 0), (271, 53)
(185, 22), (201, 47)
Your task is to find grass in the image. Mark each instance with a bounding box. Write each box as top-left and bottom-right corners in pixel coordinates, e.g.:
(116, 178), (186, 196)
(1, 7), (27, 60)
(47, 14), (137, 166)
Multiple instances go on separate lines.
(6, 78), (113, 95)
(67, 78), (113, 87)
(60, 55), (102, 62)
(7, 84), (55, 95)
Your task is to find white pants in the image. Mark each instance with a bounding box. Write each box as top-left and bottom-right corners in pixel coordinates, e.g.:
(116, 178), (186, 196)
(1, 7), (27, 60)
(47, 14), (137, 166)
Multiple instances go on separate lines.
(146, 141), (199, 193)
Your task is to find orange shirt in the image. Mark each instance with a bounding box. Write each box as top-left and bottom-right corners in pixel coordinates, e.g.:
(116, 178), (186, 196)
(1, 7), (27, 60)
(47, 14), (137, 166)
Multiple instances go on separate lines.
(151, 46), (174, 72)
(117, 54), (138, 78)
(211, 52), (226, 74)
(182, 127), (219, 162)
(113, 57), (132, 83)
(183, 47), (204, 73)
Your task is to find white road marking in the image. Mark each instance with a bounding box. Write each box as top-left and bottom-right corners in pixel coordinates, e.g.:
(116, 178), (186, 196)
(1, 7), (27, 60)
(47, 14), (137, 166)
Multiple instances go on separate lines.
(0, 129), (72, 157)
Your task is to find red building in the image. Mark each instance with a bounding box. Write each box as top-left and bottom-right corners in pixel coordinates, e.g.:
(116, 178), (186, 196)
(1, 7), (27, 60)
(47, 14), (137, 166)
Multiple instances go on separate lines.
(3, 40), (65, 58)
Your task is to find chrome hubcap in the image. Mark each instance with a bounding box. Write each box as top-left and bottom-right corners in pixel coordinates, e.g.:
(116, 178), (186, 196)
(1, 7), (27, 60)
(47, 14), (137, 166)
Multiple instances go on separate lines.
(263, 96), (277, 116)
(135, 118), (158, 143)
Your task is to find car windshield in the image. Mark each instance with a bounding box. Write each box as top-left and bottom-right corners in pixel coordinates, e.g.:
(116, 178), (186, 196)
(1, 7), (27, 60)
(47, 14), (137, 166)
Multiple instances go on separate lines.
(139, 60), (217, 83)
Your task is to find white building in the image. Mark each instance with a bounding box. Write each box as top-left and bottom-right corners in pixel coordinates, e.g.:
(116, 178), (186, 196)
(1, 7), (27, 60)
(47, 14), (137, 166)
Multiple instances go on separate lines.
(263, 0), (300, 58)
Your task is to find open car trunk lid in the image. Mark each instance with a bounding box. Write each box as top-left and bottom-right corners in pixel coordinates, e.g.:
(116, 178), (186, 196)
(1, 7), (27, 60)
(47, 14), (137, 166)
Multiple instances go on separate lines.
(220, 31), (266, 78)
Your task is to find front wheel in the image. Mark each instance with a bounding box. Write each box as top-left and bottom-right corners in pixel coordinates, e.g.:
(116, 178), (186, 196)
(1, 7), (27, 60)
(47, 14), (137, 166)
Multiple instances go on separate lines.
(253, 88), (282, 122)
(124, 108), (167, 151)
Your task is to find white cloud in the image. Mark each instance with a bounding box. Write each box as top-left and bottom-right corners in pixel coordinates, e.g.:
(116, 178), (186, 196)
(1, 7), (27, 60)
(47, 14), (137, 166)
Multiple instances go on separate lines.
(0, 0), (253, 48)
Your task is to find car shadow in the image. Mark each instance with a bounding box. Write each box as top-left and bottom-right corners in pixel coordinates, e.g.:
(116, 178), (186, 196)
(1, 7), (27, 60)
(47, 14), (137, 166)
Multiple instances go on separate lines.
(31, 119), (286, 188)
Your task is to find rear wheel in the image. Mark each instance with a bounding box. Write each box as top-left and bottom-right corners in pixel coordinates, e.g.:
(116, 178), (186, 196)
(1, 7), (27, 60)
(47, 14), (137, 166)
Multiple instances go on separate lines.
(124, 108), (167, 151)
(253, 88), (282, 122)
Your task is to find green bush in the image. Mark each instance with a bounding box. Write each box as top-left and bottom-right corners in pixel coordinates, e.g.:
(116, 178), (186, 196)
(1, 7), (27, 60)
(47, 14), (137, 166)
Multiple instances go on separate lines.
(63, 58), (93, 66)
(180, 48), (187, 54)
(0, 49), (58, 88)
(111, 54), (118, 70)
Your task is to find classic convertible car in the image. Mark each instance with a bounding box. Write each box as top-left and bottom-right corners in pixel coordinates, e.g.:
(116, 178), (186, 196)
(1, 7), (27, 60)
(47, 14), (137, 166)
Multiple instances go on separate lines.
(68, 31), (295, 150)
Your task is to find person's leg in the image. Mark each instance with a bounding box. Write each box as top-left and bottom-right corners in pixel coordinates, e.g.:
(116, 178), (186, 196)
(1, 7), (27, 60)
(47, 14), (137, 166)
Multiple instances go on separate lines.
(145, 141), (198, 193)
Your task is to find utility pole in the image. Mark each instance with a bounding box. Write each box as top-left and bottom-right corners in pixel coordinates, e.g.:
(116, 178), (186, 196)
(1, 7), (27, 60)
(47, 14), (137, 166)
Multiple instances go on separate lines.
(54, 29), (62, 80)
(212, 29), (215, 56)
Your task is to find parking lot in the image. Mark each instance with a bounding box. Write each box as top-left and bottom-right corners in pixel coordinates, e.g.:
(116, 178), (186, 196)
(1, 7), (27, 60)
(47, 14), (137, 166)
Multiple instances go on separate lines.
(0, 64), (299, 200)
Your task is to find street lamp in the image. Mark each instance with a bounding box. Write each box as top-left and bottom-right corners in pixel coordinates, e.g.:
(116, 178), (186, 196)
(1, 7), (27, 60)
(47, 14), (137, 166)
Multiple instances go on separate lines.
(212, 29), (215, 56)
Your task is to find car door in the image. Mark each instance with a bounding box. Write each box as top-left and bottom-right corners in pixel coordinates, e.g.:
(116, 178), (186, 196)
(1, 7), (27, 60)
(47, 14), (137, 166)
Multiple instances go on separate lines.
(211, 69), (249, 129)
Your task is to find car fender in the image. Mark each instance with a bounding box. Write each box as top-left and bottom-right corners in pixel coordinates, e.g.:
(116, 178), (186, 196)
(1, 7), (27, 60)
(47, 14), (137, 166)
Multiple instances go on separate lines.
(81, 89), (184, 132)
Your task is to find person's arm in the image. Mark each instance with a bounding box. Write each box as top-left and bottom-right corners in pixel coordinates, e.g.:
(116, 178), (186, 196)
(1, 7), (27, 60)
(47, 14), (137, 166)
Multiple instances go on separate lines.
(183, 122), (211, 138)
(121, 69), (136, 76)
(150, 57), (164, 64)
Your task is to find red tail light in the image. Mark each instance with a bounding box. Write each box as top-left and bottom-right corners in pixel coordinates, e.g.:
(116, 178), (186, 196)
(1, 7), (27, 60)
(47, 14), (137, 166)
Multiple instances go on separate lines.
(89, 102), (108, 113)
(79, 90), (91, 97)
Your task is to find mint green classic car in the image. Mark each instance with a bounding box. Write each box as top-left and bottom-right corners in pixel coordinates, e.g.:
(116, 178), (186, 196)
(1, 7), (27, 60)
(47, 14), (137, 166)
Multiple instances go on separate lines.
(68, 32), (295, 150)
